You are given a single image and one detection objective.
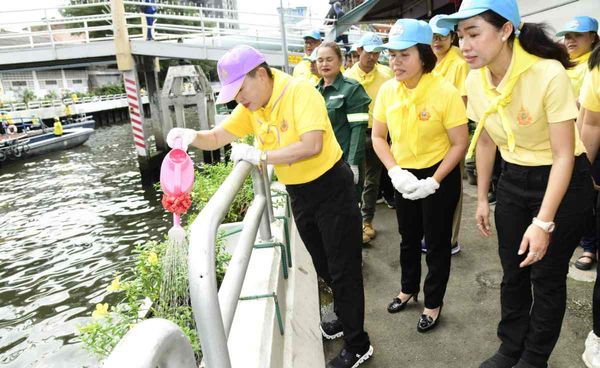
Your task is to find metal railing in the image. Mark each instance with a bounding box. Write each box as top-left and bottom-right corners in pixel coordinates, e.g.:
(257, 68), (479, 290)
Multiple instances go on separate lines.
(0, 1), (345, 54)
(189, 160), (275, 368)
(105, 160), (285, 367)
(1, 93), (147, 112)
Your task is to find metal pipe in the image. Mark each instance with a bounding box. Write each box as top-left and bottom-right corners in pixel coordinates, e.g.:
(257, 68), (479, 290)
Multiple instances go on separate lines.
(188, 161), (253, 368)
(261, 163), (274, 224)
(252, 167), (272, 241)
(278, 0), (290, 74)
(104, 318), (196, 368)
(218, 194), (266, 336)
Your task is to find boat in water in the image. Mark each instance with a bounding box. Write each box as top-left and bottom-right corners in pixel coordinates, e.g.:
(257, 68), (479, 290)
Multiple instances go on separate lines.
(0, 128), (94, 163)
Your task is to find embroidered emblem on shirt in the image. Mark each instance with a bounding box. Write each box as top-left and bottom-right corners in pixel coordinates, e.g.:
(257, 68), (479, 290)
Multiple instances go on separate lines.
(418, 109), (431, 121)
(219, 66), (228, 80)
(280, 119), (288, 132)
(517, 107), (532, 126)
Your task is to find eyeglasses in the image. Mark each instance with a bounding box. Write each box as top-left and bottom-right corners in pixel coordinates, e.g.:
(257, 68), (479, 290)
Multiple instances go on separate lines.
(432, 34), (450, 42)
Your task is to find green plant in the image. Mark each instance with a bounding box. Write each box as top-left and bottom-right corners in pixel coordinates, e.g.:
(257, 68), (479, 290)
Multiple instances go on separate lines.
(20, 89), (37, 104)
(78, 162), (250, 362)
(90, 84), (126, 96)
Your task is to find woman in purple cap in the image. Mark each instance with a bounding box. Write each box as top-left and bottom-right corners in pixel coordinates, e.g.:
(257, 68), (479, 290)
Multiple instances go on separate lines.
(437, 0), (594, 367)
(167, 45), (372, 368)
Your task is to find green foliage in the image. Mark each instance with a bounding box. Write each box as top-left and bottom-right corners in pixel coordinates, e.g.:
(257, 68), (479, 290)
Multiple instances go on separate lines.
(90, 84), (126, 96)
(21, 89), (37, 104)
(43, 90), (59, 101)
(188, 162), (254, 224)
(78, 162), (250, 362)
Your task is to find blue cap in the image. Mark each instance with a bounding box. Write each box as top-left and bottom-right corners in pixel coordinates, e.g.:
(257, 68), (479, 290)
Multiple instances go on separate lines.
(436, 0), (521, 32)
(302, 29), (322, 40)
(357, 32), (384, 52)
(429, 14), (452, 36)
(376, 19), (433, 51)
(556, 16), (599, 37)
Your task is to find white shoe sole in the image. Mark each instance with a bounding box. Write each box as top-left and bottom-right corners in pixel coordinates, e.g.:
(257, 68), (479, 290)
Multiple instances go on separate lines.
(583, 352), (597, 368)
(351, 345), (374, 368)
(320, 325), (344, 340)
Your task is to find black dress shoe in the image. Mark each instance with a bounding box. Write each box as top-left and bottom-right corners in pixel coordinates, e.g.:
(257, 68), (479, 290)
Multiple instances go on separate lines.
(480, 351), (518, 368)
(417, 305), (442, 333)
(387, 293), (418, 313)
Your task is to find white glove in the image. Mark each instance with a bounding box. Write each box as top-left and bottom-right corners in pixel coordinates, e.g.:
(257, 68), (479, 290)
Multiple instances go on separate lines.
(350, 165), (359, 184)
(402, 177), (440, 200)
(166, 128), (197, 150)
(230, 143), (262, 165)
(388, 166), (419, 194)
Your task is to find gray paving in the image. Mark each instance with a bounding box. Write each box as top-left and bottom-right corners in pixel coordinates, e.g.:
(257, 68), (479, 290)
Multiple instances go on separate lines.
(322, 179), (594, 368)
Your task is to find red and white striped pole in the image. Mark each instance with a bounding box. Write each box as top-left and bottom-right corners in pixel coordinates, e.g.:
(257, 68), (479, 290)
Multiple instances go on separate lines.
(123, 70), (148, 157)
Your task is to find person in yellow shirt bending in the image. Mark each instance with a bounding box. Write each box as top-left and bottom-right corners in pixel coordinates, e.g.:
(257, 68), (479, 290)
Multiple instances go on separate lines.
(167, 45), (372, 368)
(556, 16), (599, 99)
(293, 29), (322, 83)
(345, 32), (394, 244)
(580, 46), (600, 368)
(438, 0), (594, 366)
(371, 19), (468, 333)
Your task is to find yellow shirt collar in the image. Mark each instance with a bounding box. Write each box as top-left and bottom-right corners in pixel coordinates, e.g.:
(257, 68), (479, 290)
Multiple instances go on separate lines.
(572, 51), (591, 66)
(467, 39), (539, 159)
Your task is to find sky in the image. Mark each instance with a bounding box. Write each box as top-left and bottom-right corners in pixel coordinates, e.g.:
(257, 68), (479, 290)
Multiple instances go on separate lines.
(0, 0), (330, 31)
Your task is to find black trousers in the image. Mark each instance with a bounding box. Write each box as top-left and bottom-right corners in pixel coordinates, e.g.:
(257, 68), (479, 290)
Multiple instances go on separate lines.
(495, 155), (593, 367)
(286, 159), (370, 353)
(394, 162), (461, 309)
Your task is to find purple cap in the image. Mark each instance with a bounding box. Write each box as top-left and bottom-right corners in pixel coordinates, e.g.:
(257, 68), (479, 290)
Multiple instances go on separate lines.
(216, 45), (266, 104)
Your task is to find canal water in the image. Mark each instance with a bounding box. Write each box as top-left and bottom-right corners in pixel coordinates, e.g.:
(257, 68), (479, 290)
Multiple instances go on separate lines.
(0, 123), (171, 367)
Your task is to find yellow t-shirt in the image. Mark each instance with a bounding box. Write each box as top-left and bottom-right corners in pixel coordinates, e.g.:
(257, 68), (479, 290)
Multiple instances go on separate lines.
(221, 69), (342, 185)
(581, 66), (600, 112)
(373, 73), (467, 169)
(433, 46), (469, 97)
(466, 58), (586, 166)
(292, 58), (312, 81)
(344, 63), (394, 128)
(567, 51), (591, 99)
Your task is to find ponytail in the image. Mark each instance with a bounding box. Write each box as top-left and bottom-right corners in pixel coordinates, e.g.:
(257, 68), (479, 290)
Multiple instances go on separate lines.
(590, 43), (600, 70)
(479, 10), (574, 69)
(518, 23), (574, 69)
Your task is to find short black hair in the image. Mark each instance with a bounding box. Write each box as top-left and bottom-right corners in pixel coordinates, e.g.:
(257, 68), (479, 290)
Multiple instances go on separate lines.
(247, 62), (273, 79)
(416, 44), (437, 73)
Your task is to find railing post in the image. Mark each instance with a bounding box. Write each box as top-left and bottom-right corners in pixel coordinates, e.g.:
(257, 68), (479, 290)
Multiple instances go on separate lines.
(45, 9), (55, 48)
(84, 20), (89, 42)
(261, 162), (274, 223)
(251, 166), (272, 242)
(27, 26), (34, 48)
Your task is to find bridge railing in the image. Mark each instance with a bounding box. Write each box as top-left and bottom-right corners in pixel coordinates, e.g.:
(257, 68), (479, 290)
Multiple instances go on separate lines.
(0, 1), (345, 54)
(2, 93), (142, 112)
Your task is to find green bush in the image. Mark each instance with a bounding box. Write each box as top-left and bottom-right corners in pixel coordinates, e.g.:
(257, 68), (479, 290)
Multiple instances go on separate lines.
(78, 162), (254, 361)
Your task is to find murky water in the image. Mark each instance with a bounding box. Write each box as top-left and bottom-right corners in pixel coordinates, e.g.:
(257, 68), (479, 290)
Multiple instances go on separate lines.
(0, 123), (171, 367)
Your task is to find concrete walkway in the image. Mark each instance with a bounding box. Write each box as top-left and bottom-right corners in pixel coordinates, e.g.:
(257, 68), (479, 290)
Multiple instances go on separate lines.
(322, 179), (595, 368)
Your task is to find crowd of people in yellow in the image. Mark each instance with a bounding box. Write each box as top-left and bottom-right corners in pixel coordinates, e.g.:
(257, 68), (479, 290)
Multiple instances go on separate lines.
(167, 1), (600, 367)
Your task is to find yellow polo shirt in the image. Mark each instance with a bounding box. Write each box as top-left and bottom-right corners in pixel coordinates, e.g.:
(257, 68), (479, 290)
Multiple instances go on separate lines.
(345, 63), (394, 128)
(292, 58), (312, 81)
(581, 66), (600, 112)
(373, 73), (467, 169)
(466, 58), (586, 166)
(222, 69), (342, 185)
(568, 52), (591, 99)
(433, 46), (469, 96)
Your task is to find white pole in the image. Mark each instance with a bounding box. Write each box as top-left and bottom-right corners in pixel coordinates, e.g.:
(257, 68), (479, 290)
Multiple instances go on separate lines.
(278, 0), (290, 74)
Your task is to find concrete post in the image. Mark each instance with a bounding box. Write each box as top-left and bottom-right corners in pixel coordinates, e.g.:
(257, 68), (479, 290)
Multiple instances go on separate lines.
(139, 56), (166, 151)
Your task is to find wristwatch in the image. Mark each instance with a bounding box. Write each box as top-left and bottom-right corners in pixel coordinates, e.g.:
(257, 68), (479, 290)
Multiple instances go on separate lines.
(532, 217), (555, 233)
(260, 151), (268, 163)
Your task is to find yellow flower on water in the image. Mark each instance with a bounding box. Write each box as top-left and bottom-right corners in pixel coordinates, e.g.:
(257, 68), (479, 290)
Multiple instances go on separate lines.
(147, 252), (158, 266)
(107, 275), (122, 293)
(92, 303), (110, 320)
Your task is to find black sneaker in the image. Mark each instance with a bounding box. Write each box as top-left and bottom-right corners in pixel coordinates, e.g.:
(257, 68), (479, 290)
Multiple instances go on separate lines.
(320, 319), (344, 340)
(383, 197), (395, 209)
(488, 191), (497, 205)
(451, 242), (461, 255)
(327, 345), (373, 368)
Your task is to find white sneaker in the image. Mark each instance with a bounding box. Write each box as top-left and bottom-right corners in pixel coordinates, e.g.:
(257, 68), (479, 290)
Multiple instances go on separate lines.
(583, 330), (600, 368)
